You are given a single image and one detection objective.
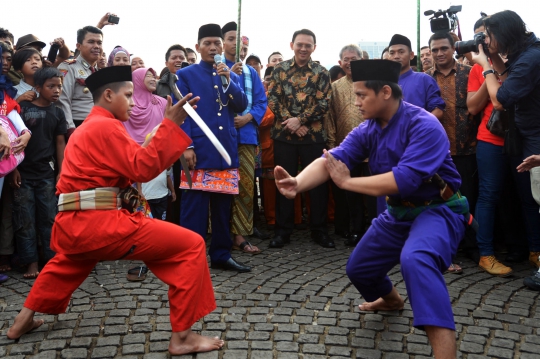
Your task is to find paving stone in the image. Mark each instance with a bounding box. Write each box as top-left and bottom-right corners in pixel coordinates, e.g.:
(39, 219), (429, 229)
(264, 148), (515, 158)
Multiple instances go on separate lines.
(487, 346), (514, 359)
(329, 346), (352, 356)
(103, 325), (128, 336)
(407, 343), (432, 356)
(9, 343), (35, 355)
(123, 344), (145, 354)
(325, 335), (348, 346)
(378, 341), (403, 352)
(302, 343), (326, 354)
(97, 336), (121, 347)
(70, 337), (93, 348)
(356, 349), (382, 359)
(223, 350), (248, 359)
(520, 343), (540, 353)
(276, 341), (299, 352)
(48, 329), (73, 339)
(40, 339), (67, 350)
(459, 341), (484, 354)
(90, 346), (118, 358)
(61, 348), (88, 359)
(32, 351), (58, 359)
(298, 334), (319, 344)
(75, 326), (100, 337)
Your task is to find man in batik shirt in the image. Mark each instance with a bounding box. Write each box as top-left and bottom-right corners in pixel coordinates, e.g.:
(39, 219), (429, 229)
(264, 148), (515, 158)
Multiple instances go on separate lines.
(267, 28), (332, 249)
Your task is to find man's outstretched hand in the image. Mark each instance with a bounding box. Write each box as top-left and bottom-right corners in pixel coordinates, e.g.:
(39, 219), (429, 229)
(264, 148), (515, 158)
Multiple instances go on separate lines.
(164, 94), (199, 127)
(324, 149), (351, 189)
(274, 166), (297, 199)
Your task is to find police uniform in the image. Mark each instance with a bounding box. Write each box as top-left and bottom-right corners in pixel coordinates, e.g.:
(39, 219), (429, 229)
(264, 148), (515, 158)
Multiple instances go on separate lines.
(57, 55), (96, 129)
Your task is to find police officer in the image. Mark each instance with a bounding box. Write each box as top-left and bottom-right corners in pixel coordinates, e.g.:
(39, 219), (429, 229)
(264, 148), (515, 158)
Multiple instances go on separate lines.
(57, 26), (103, 135)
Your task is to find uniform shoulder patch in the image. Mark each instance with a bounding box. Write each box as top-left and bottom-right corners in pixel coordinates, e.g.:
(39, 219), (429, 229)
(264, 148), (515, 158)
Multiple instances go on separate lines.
(59, 69), (69, 77)
(64, 59), (77, 65)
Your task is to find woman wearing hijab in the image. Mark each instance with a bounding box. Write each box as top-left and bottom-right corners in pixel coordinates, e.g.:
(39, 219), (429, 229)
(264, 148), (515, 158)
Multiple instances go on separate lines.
(124, 68), (173, 281)
(107, 46), (130, 67)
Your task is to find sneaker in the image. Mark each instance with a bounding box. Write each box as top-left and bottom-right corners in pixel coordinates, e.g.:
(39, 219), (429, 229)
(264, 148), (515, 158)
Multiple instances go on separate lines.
(529, 252), (540, 268)
(523, 270), (540, 291)
(478, 256), (513, 277)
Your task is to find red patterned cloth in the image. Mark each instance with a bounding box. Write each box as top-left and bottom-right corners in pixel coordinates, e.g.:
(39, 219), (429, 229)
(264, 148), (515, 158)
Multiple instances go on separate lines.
(180, 169), (239, 194)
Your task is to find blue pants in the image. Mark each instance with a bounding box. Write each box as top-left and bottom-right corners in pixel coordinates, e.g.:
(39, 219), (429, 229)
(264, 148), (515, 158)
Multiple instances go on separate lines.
(346, 206), (466, 330)
(180, 190), (232, 263)
(13, 177), (57, 265)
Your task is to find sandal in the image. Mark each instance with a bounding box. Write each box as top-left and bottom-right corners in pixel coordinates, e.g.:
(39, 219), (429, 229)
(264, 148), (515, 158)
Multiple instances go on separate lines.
(446, 263), (463, 275)
(232, 241), (262, 255)
(126, 265), (149, 281)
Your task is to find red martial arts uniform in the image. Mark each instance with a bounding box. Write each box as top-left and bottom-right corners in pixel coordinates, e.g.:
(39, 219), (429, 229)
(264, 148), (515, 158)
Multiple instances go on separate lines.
(24, 106), (216, 332)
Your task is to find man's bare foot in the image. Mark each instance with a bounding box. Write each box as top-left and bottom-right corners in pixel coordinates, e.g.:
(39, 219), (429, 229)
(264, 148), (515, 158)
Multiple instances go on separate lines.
(7, 308), (44, 339)
(0, 255), (11, 272)
(23, 262), (39, 279)
(232, 235), (261, 254)
(169, 330), (224, 355)
(358, 287), (404, 311)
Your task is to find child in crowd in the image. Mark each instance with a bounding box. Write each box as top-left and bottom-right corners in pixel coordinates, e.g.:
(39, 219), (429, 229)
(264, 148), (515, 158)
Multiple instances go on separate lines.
(10, 67), (66, 278)
(13, 47), (42, 102)
(139, 166), (176, 221)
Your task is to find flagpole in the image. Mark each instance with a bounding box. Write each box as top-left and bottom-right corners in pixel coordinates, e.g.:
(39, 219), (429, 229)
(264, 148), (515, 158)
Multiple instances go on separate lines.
(417, 0), (421, 71)
(236, 0), (242, 62)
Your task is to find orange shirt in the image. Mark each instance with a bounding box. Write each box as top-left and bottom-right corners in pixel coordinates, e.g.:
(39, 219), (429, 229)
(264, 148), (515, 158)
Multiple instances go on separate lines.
(468, 64), (504, 146)
(52, 106), (191, 254)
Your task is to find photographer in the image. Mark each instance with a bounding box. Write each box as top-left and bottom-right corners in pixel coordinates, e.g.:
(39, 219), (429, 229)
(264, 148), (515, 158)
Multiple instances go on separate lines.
(471, 10), (540, 269)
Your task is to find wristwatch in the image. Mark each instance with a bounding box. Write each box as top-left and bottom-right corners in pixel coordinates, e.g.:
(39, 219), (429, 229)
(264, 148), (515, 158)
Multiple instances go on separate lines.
(482, 69), (496, 78)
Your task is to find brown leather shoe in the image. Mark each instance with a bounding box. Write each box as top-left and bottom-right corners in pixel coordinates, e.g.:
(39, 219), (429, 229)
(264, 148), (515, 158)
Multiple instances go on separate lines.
(530, 252), (540, 268)
(479, 256), (513, 277)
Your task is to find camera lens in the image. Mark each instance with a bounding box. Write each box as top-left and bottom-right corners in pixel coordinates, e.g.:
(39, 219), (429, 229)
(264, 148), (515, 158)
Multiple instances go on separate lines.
(455, 40), (478, 55)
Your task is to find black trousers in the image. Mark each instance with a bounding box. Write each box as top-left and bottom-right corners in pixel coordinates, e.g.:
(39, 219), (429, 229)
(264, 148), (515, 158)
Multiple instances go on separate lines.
(274, 141), (327, 236)
(332, 164), (365, 235)
(452, 154), (478, 215)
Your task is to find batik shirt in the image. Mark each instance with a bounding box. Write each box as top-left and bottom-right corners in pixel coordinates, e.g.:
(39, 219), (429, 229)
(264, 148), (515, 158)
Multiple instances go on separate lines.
(268, 57), (331, 144)
(325, 75), (364, 149)
(426, 61), (477, 156)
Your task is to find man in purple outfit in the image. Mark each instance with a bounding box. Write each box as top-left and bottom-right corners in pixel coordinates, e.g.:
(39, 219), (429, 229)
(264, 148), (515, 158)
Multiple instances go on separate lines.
(274, 59), (467, 359)
(389, 34), (445, 119)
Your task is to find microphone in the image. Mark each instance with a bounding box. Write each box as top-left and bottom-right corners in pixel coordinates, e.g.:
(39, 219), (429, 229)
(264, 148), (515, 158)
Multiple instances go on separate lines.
(214, 54), (229, 86)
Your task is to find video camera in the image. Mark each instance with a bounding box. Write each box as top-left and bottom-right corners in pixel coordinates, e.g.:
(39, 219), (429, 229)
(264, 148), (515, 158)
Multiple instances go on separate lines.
(424, 5), (462, 33)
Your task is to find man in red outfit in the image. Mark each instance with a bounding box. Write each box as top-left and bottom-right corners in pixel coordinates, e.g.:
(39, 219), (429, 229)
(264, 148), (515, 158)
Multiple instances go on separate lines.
(6, 66), (224, 356)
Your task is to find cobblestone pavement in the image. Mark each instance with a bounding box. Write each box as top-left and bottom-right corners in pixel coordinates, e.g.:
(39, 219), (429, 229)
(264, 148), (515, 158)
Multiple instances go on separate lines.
(1, 224), (539, 359)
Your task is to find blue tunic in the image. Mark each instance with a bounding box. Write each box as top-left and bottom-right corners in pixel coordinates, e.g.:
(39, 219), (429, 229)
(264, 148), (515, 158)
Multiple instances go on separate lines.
(176, 61), (248, 170)
(225, 59), (267, 145)
(330, 101), (461, 203)
(399, 68), (445, 112)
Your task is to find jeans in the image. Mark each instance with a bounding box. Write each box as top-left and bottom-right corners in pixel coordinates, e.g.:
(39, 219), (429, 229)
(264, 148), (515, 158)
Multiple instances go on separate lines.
(475, 141), (509, 256)
(13, 177), (57, 264)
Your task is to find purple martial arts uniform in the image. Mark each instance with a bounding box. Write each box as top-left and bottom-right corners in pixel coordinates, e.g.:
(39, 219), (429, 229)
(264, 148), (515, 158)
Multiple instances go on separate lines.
(330, 101), (466, 330)
(399, 68), (446, 112)
(373, 69), (448, 216)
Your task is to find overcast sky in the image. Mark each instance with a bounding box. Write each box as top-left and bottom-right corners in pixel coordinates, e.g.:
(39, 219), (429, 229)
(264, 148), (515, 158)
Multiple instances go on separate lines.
(3, 0), (538, 71)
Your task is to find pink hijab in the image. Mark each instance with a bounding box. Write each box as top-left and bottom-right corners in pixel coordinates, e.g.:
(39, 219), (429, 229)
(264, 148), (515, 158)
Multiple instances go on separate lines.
(123, 67), (167, 144)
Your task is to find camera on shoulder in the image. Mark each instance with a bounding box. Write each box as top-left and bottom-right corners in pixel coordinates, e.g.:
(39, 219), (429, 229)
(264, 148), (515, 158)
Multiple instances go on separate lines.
(424, 5), (462, 33)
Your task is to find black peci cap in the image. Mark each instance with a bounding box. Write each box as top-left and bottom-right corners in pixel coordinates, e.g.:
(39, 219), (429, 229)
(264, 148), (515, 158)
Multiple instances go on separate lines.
(389, 34), (412, 50)
(198, 24), (223, 40)
(85, 65), (132, 94)
(221, 21), (237, 35)
(351, 60), (401, 83)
